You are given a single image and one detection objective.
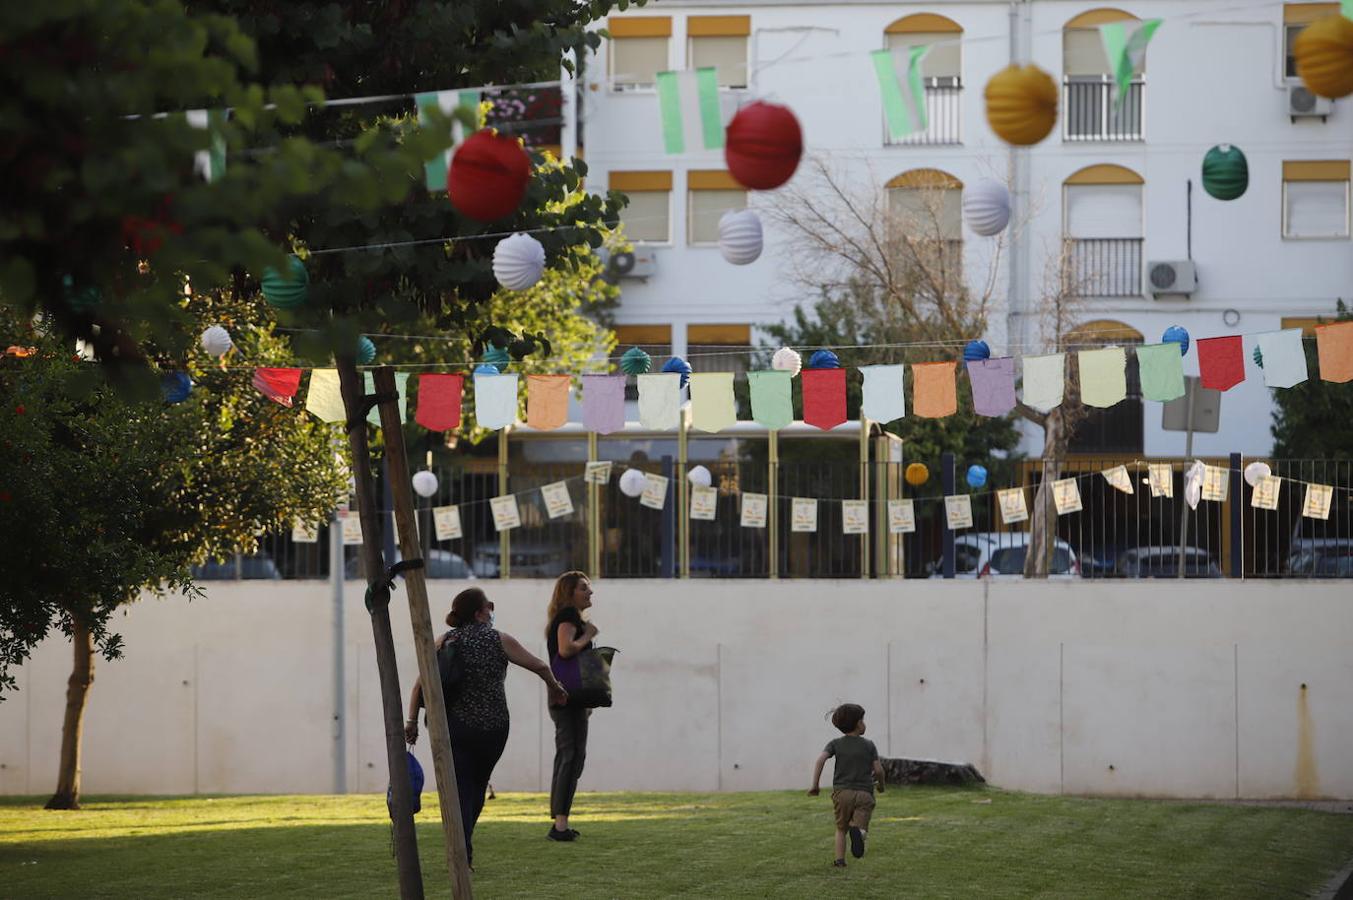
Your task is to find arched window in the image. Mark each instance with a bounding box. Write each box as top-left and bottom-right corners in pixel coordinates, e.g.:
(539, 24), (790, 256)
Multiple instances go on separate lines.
(1063, 165), (1143, 297)
(886, 168), (964, 288)
(1064, 319), (1145, 453)
(1063, 9), (1145, 141)
(883, 14), (963, 144)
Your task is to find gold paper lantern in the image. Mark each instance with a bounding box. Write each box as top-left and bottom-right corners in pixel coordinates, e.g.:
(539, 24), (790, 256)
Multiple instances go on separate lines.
(984, 64), (1059, 146)
(904, 462), (930, 487)
(1294, 14), (1353, 99)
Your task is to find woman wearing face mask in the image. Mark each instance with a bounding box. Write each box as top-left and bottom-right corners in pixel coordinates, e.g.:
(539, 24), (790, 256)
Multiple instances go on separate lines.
(544, 571), (598, 841)
(406, 586), (567, 869)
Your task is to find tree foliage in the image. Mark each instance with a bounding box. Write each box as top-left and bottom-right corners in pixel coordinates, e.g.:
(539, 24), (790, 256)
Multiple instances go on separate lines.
(1271, 301), (1353, 459)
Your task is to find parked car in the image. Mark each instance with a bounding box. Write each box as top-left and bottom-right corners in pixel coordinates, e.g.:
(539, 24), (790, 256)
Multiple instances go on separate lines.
(471, 541), (572, 578)
(928, 532), (1080, 579)
(1115, 546), (1221, 579)
(192, 554), (282, 580)
(345, 548), (475, 580)
(1286, 539), (1353, 577)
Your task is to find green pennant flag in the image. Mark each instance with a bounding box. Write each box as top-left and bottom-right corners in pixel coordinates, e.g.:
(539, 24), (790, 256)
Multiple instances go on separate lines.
(1345, 0), (1353, 20)
(747, 371), (793, 431)
(364, 372), (410, 426)
(187, 108), (227, 183)
(1135, 342), (1186, 403)
(1099, 19), (1162, 111)
(871, 46), (930, 140)
(415, 89), (481, 191)
(655, 68), (723, 154)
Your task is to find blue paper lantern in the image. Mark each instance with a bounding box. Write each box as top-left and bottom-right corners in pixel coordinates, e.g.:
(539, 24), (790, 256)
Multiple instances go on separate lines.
(474, 364), (499, 376)
(161, 371), (192, 404)
(966, 464), (988, 489)
(807, 349), (840, 369)
(355, 336), (376, 366)
(662, 356), (692, 388)
(1162, 325), (1190, 356)
(963, 340), (991, 362)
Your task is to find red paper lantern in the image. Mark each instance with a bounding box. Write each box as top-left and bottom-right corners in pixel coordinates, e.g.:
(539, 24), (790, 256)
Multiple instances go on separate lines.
(447, 130), (532, 222)
(724, 101), (803, 191)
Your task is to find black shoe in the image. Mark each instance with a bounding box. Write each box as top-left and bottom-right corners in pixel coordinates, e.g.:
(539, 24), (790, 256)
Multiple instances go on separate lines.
(849, 826), (866, 859)
(832, 859), (847, 868)
(547, 827), (577, 842)
(567, 828), (580, 838)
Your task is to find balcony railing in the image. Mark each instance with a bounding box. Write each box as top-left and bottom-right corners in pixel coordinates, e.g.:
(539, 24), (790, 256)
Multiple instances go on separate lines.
(885, 79), (962, 146)
(1063, 77), (1144, 142)
(1064, 238), (1143, 297)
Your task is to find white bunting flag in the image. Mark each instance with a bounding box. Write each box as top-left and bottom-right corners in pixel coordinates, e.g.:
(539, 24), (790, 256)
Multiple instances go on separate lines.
(541, 481), (574, 519)
(690, 485), (718, 521)
(584, 461), (613, 485)
(490, 495), (521, 531)
(888, 498), (916, 533)
(741, 492), (768, 528)
(1201, 465), (1229, 502)
(842, 500), (870, 534)
(1250, 476), (1280, 511)
(433, 505), (463, 541)
(1102, 465), (1134, 495)
(1052, 478), (1083, 515)
(997, 488), (1028, 525)
(792, 497), (818, 533)
(1303, 483), (1333, 520)
(1148, 463), (1174, 498)
(640, 473), (670, 510)
(944, 495), (973, 530)
(340, 512), (364, 545)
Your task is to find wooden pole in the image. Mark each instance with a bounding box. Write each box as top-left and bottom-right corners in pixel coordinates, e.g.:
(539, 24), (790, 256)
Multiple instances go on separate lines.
(335, 360), (424, 900)
(372, 367), (475, 899)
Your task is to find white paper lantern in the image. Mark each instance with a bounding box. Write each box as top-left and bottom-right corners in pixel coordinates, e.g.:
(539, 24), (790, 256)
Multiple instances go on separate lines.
(412, 470), (439, 498)
(200, 325), (233, 358)
(1243, 461), (1272, 487)
(492, 233), (546, 291)
(619, 467), (648, 498)
(771, 347), (802, 376)
(962, 179), (1012, 237)
(718, 209), (763, 265)
(687, 465), (713, 488)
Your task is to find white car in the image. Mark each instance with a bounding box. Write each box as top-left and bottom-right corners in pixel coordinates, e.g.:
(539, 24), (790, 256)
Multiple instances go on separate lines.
(928, 532), (1080, 579)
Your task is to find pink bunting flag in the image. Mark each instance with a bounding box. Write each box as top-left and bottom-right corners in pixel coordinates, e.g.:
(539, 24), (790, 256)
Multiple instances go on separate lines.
(801, 368), (847, 430)
(252, 367), (303, 407)
(581, 374), (626, 434)
(1196, 336), (1245, 391)
(415, 373), (463, 431)
(966, 357), (1016, 417)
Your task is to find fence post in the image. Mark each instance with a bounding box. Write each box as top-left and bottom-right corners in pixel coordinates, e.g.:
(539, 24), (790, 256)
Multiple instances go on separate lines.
(768, 430), (779, 579)
(678, 408), (690, 578)
(498, 426), (510, 579)
(859, 418), (871, 578)
(660, 454), (675, 578)
(1229, 451), (1243, 579)
(942, 451), (956, 579)
(587, 432), (600, 578)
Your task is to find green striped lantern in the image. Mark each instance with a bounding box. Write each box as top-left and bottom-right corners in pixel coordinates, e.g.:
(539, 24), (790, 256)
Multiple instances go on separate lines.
(481, 345), (511, 371)
(356, 336), (376, 366)
(1202, 144), (1248, 201)
(620, 346), (652, 375)
(260, 255), (309, 309)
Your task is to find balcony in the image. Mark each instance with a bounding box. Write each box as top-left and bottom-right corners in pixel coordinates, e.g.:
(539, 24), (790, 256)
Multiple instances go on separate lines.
(1064, 238), (1143, 297)
(885, 79), (962, 146)
(1063, 77), (1144, 142)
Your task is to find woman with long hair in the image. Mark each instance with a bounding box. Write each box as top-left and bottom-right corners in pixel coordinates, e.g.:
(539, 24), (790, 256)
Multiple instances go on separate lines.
(544, 570), (597, 842)
(406, 587), (567, 868)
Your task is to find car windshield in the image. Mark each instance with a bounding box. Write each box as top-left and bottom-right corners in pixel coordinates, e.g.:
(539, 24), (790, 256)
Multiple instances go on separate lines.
(989, 547), (1072, 574)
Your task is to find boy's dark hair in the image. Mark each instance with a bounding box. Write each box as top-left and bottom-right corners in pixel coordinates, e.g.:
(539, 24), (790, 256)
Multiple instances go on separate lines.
(831, 703), (866, 734)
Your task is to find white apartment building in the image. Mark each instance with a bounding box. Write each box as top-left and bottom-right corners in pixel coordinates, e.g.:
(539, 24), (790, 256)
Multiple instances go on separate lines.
(562, 0), (1353, 457)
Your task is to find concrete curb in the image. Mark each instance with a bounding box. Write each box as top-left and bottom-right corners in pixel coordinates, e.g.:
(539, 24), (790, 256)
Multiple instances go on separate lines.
(1314, 854), (1353, 900)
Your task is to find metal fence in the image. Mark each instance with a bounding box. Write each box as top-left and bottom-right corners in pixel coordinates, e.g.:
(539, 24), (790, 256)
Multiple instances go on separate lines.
(884, 81), (962, 146)
(1063, 77), (1144, 142)
(1065, 238), (1143, 297)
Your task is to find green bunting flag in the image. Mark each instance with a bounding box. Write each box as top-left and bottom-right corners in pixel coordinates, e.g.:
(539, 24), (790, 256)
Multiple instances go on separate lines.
(655, 68), (723, 154)
(871, 46), (930, 140)
(416, 90), (481, 191)
(1099, 18), (1162, 111)
(187, 109), (227, 183)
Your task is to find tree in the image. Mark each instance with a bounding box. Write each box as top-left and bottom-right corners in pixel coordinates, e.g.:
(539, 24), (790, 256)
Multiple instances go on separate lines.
(1271, 301), (1353, 459)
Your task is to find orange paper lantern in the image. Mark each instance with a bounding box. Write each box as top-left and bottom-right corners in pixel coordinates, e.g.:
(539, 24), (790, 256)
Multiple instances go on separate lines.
(1294, 14), (1353, 99)
(984, 64), (1058, 146)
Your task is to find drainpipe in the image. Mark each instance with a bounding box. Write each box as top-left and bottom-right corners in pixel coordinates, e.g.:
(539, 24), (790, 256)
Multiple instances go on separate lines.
(1007, 1), (1034, 442)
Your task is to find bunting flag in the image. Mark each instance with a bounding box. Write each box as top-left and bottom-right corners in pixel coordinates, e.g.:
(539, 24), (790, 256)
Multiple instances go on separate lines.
(967, 357), (1016, 417)
(1135, 343), (1186, 402)
(655, 68), (724, 154)
(912, 361), (957, 418)
(415, 373), (464, 431)
(186, 108), (227, 182)
(802, 368), (847, 430)
(859, 365), (906, 423)
(365, 372), (410, 426)
(252, 367), (303, 407)
(1317, 321), (1353, 383)
(581, 374), (626, 435)
(415, 89), (481, 191)
(1099, 18), (1161, 109)
(1197, 336), (1245, 391)
(638, 372), (681, 429)
(526, 374), (570, 431)
(1253, 330), (1307, 389)
(871, 45), (930, 140)
(474, 373), (518, 430)
(748, 370), (793, 430)
(690, 373), (736, 433)
(1078, 348), (1127, 408)
(304, 368), (347, 422)
(1021, 354), (1065, 412)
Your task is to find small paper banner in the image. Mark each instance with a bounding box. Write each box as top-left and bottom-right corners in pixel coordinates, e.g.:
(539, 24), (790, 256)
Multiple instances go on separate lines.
(584, 461), (613, 485)
(887, 498), (916, 533)
(292, 522), (320, 544)
(433, 505), (463, 541)
(1250, 476), (1280, 511)
(640, 473), (669, 510)
(415, 373), (464, 431)
(541, 481), (574, 519)
(802, 369), (847, 430)
(490, 495), (521, 531)
(741, 492), (768, 528)
(997, 488), (1028, 524)
(944, 495), (973, 530)
(1052, 478), (1082, 515)
(1148, 463), (1174, 498)
(842, 500), (869, 534)
(340, 512), (364, 545)
(791, 497), (818, 532)
(690, 485), (718, 521)
(1201, 465), (1229, 502)
(304, 369), (347, 423)
(1102, 465), (1134, 494)
(1302, 483), (1333, 520)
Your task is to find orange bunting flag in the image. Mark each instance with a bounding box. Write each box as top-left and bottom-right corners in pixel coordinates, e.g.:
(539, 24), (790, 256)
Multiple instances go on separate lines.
(1316, 321), (1353, 383)
(912, 361), (957, 418)
(526, 374), (571, 430)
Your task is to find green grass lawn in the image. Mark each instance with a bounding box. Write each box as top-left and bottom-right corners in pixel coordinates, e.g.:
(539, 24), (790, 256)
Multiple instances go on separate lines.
(2, 787), (1351, 899)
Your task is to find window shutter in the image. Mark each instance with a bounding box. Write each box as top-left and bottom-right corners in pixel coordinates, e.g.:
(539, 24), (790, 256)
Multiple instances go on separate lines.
(1064, 29), (1110, 76)
(621, 191), (671, 243)
(887, 32), (961, 80)
(612, 36), (669, 87)
(1066, 185), (1142, 238)
(689, 35), (748, 88)
(688, 189), (747, 243)
(1285, 182), (1349, 237)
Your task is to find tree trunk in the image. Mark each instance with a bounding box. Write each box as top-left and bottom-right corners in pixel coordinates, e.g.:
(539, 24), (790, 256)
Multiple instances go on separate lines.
(46, 618), (94, 810)
(1025, 407), (1065, 579)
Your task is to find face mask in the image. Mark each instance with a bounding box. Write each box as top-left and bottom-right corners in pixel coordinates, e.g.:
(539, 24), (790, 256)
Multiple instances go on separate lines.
(487, 613), (496, 628)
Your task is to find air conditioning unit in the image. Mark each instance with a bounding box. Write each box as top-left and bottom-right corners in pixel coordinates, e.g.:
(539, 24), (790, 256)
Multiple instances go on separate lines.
(599, 247), (658, 281)
(1146, 260), (1197, 297)
(1288, 84), (1333, 121)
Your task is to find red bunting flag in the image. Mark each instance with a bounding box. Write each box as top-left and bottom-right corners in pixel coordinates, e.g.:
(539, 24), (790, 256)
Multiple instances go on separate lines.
(801, 368), (846, 430)
(415, 373), (464, 430)
(1196, 336), (1244, 391)
(252, 367), (303, 407)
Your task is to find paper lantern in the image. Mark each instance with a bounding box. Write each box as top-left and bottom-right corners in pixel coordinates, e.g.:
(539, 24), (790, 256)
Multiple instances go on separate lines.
(1243, 461), (1272, 487)
(356, 336), (376, 366)
(984, 64), (1058, 146)
(260, 255), (309, 309)
(1162, 326), (1190, 357)
(1253, 345), (1264, 369)
(771, 347), (802, 376)
(473, 364), (499, 376)
(1294, 14), (1353, 99)
(724, 101), (803, 191)
(492, 233), (546, 291)
(905, 463), (930, 486)
(963, 340), (991, 362)
(620, 346), (652, 376)
(963, 179), (1012, 236)
(619, 467), (648, 498)
(161, 371), (192, 404)
(718, 209), (763, 265)
(966, 464), (988, 489)
(1201, 144), (1248, 201)
(662, 356), (692, 389)
(200, 325), (233, 358)
(412, 470), (439, 498)
(448, 130), (532, 222)
(688, 465), (713, 488)
(807, 349), (840, 369)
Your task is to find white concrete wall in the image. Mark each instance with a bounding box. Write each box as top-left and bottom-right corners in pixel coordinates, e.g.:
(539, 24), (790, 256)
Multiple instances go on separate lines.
(2, 579), (1350, 800)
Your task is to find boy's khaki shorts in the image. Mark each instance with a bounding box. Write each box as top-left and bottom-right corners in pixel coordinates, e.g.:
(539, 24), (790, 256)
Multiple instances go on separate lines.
(831, 789), (875, 831)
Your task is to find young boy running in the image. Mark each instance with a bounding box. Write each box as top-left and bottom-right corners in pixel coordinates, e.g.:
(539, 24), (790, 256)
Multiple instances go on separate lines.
(808, 703), (885, 868)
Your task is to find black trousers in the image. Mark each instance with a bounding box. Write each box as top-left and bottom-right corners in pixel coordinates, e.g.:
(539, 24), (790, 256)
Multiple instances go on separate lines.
(549, 705), (590, 818)
(447, 716), (509, 865)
